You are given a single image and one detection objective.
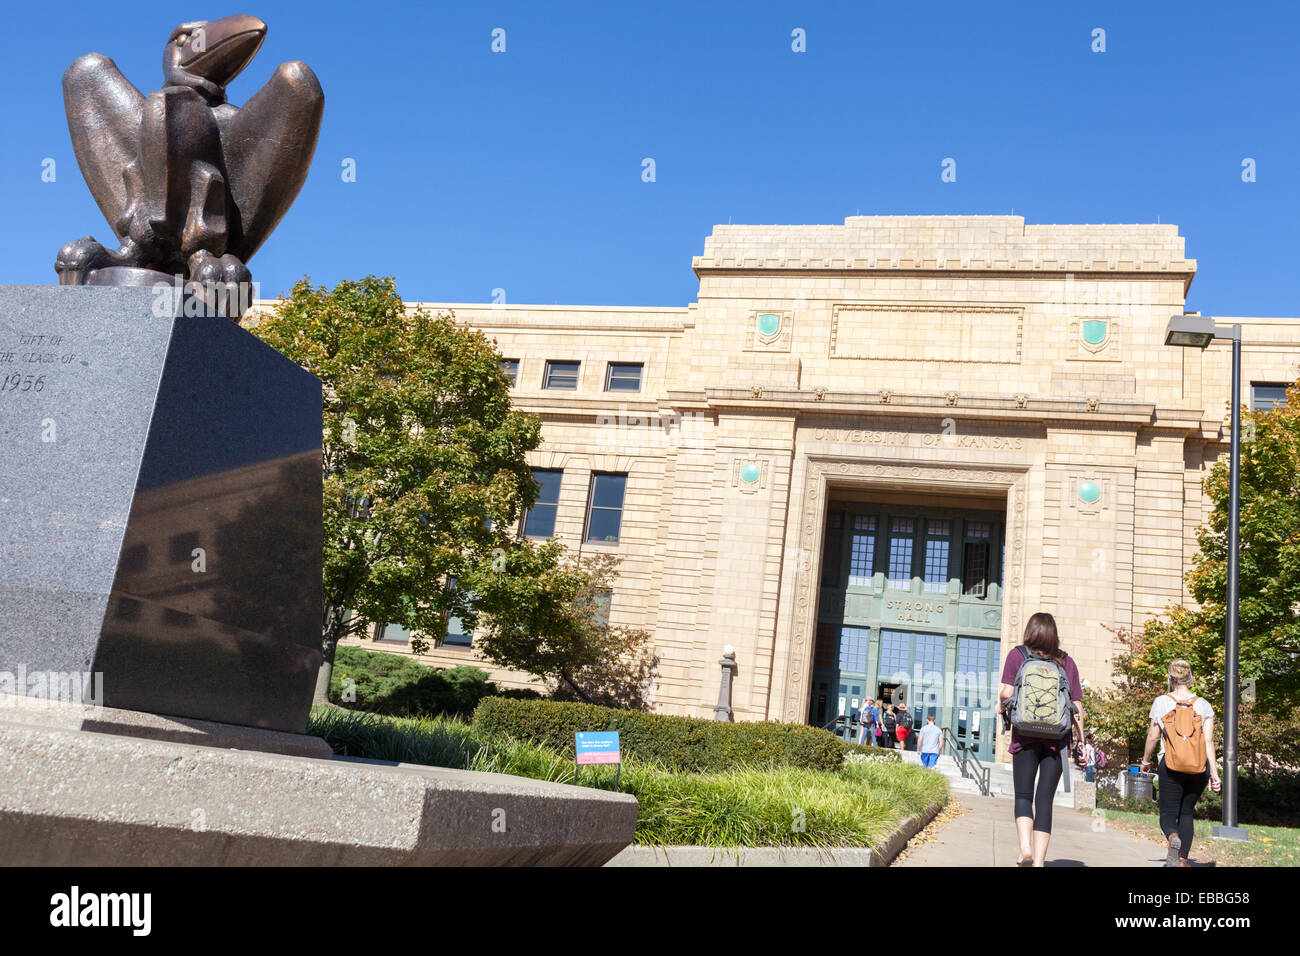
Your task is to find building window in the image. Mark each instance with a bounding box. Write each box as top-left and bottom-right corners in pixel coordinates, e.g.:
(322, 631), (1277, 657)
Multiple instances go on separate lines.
(375, 622), (411, 645)
(500, 358), (519, 386)
(838, 626), (869, 673)
(589, 587), (613, 627)
(887, 517), (915, 589)
(963, 521), (991, 597)
(923, 519), (951, 592)
(1251, 382), (1291, 411)
(543, 360), (580, 390)
(585, 472), (627, 543)
(848, 515), (877, 587)
(605, 362), (643, 392)
(522, 469), (563, 539)
(443, 575), (472, 646)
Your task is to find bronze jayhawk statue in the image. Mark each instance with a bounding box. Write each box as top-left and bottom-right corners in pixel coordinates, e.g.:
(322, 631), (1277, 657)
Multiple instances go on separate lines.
(55, 15), (323, 313)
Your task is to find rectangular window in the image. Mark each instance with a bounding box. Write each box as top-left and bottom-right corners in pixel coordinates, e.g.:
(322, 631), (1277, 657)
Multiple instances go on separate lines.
(923, 519), (951, 592)
(543, 360), (580, 390)
(585, 472), (627, 543)
(1251, 382), (1291, 411)
(500, 358), (519, 386)
(605, 362), (643, 392)
(376, 622), (411, 645)
(961, 535), (987, 595)
(522, 468), (563, 538)
(887, 517), (915, 590)
(838, 626), (870, 673)
(848, 515), (876, 587)
(443, 575), (472, 646)
(589, 587), (613, 627)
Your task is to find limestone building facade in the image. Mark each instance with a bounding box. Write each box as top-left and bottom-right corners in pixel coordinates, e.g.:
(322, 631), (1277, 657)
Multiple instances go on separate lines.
(340, 215), (1298, 762)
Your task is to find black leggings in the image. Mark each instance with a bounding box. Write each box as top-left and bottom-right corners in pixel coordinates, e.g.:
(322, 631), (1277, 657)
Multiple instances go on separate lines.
(1013, 742), (1064, 833)
(1158, 757), (1208, 858)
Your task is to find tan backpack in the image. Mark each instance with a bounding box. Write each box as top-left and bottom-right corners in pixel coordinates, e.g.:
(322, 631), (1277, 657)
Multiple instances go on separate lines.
(1160, 695), (1207, 773)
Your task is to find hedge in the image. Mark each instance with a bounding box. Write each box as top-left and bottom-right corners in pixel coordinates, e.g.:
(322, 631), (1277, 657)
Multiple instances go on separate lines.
(329, 645), (539, 719)
(472, 696), (847, 773)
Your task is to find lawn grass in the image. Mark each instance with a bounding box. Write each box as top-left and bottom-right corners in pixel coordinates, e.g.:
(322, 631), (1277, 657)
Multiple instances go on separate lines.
(308, 706), (947, 849)
(1081, 806), (1300, 867)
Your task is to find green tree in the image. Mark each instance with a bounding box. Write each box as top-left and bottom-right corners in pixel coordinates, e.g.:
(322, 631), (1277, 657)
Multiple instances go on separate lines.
(250, 276), (543, 702)
(469, 549), (658, 708)
(1090, 381), (1300, 761)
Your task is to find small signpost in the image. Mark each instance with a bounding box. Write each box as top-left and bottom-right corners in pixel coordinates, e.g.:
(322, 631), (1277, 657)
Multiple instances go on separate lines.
(574, 731), (621, 788)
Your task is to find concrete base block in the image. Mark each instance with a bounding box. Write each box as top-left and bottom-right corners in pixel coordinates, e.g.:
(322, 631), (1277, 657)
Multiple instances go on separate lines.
(0, 692), (333, 758)
(1074, 780), (1097, 810)
(0, 715), (638, 866)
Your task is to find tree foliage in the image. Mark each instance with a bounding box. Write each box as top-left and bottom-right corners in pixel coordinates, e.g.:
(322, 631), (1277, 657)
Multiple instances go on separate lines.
(1088, 382), (1300, 763)
(250, 276), (543, 699)
(469, 550), (657, 708)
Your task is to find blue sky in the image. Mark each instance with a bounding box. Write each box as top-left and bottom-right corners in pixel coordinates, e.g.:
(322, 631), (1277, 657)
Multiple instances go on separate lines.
(1, 1), (1296, 315)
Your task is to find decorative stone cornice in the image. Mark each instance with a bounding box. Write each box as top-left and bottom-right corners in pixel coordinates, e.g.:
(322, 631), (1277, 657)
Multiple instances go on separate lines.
(671, 387), (1156, 425)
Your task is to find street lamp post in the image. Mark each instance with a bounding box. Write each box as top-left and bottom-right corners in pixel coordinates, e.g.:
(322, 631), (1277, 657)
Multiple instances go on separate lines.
(1164, 314), (1248, 841)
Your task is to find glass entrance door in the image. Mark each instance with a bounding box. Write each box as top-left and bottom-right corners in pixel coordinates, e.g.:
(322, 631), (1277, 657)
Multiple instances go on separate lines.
(877, 629), (946, 751)
(954, 636), (1001, 762)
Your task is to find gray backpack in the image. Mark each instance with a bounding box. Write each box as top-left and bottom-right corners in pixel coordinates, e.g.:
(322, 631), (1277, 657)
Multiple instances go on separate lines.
(1007, 646), (1075, 739)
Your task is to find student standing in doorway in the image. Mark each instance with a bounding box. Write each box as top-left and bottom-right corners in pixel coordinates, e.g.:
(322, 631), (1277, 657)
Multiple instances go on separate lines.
(1140, 659), (1221, 867)
(881, 703), (897, 749)
(999, 612), (1085, 867)
(918, 714), (943, 768)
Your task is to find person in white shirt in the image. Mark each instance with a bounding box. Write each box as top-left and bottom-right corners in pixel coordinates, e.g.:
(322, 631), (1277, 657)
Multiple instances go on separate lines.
(1083, 734), (1097, 783)
(917, 714), (943, 768)
(1140, 659), (1221, 867)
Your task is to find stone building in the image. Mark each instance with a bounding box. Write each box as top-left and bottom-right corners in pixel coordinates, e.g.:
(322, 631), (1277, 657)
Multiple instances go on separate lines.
(340, 215), (1297, 762)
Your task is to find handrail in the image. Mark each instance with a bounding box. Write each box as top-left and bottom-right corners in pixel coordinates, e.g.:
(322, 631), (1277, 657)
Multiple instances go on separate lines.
(940, 727), (991, 796)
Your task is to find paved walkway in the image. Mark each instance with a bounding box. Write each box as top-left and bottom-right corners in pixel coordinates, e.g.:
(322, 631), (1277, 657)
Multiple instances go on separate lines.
(896, 796), (1163, 867)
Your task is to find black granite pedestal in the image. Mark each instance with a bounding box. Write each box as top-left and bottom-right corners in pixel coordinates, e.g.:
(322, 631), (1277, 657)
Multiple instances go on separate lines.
(0, 286), (322, 733)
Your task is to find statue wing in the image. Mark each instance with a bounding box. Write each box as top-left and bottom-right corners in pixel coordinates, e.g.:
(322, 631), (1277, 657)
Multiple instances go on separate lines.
(62, 54), (143, 237)
(219, 61), (324, 263)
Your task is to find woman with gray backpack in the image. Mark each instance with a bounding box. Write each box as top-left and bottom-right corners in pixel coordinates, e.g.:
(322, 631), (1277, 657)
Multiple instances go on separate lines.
(1139, 659), (1221, 867)
(999, 612), (1086, 867)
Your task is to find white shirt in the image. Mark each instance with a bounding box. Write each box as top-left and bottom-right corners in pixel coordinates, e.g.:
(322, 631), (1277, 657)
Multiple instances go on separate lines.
(917, 722), (942, 754)
(1149, 693), (1214, 759)
(1083, 743), (1096, 767)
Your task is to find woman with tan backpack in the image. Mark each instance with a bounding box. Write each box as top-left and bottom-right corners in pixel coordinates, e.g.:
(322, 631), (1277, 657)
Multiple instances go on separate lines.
(1139, 659), (1222, 867)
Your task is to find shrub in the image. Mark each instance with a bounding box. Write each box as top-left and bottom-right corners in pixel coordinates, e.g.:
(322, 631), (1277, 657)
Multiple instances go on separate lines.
(472, 696), (845, 773)
(308, 707), (948, 849)
(328, 645), (540, 719)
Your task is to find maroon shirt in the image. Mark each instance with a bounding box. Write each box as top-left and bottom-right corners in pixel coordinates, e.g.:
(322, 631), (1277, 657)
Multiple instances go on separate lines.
(1000, 647), (1082, 754)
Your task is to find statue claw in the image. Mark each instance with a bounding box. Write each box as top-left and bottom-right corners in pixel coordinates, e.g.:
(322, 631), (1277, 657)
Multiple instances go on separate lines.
(187, 251), (253, 318)
(54, 237), (110, 285)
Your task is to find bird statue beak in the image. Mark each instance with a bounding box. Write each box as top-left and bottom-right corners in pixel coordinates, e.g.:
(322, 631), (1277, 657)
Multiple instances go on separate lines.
(178, 14), (267, 87)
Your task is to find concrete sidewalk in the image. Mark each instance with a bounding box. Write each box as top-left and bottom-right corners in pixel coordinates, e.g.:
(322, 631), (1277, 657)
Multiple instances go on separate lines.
(895, 796), (1163, 867)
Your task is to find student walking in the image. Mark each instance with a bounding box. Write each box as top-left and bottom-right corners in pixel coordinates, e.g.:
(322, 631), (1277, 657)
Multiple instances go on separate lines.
(858, 697), (878, 745)
(1083, 734), (1097, 783)
(917, 713), (943, 768)
(999, 612), (1085, 867)
(1140, 660), (1221, 867)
